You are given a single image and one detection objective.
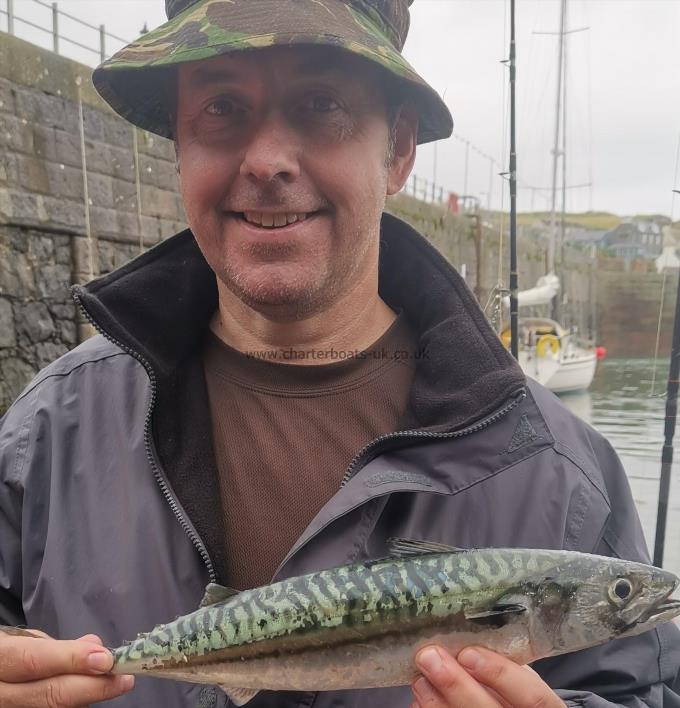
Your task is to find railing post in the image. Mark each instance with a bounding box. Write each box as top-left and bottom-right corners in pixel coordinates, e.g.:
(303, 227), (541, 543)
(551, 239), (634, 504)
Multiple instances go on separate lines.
(7, 0), (13, 34)
(52, 3), (59, 53)
(99, 24), (106, 61)
(411, 173), (416, 197)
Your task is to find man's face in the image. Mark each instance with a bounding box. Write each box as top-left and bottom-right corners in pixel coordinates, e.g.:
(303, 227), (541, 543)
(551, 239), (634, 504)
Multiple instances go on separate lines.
(175, 46), (416, 319)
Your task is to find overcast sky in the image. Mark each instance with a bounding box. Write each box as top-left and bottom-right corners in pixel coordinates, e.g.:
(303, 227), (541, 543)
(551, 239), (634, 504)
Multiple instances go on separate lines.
(4, 0), (680, 217)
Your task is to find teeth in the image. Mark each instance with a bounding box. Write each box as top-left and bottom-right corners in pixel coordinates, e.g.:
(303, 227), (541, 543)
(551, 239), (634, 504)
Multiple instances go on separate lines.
(242, 211), (310, 228)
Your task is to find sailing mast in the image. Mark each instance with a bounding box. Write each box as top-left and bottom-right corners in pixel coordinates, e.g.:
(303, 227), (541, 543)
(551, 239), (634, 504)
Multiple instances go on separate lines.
(653, 189), (680, 566)
(548, 0), (566, 278)
(509, 0), (518, 358)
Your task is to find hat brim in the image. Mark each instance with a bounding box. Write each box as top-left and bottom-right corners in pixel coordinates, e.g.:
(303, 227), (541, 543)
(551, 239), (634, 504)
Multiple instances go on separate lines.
(92, 0), (452, 144)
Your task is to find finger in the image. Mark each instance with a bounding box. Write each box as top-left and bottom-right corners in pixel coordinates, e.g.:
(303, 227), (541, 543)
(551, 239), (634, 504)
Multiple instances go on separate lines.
(0, 635), (114, 682)
(414, 646), (500, 708)
(458, 647), (564, 708)
(0, 673), (134, 707)
(75, 636), (103, 647)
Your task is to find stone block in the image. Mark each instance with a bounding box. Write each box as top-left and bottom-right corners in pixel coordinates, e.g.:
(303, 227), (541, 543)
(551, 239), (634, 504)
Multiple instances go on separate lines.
(156, 162), (180, 193)
(90, 206), (119, 237)
(86, 173), (114, 209)
(35, 341), (68, 369)
(0, 77), (16, 115)
(0, 153), (18, 185)
(49, 303), (76, 321)
(35, 263), (71, 301)
(72, 237), (99, 278)
(15, 301), (55, 343)
(54, 129), (82, 169)
(0, 113), (34, 153)
(85, 140), (112, 176)
(0, 357), (36, 408)
(138, 131), (175, 161)
(103, 114), (133, 149)
(116, 211), (143, 243)
(55, 243), (72, 266)
(42, 195), (86, 231)
(81, 105), (106, 142)
(28, 234), (55, 263)
(17, 154), (50, 193)
(47, 162), (84, 201)
(59, 318), (77, 346)
(140, 184), (181, 220)
(14, 88), (78, 133)
(32, 124), (58, 162)
(1, 190), (48, 225)
(112, 177), (138, 213)
(0, 298), (16, 347)
(109, 145), (135, 182)
(141, 214), (163, 244)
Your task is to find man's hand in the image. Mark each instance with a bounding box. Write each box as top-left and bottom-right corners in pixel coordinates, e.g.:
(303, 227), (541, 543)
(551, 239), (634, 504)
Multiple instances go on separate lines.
(0, 629), (134, 706)
(412, 645), (564, 708)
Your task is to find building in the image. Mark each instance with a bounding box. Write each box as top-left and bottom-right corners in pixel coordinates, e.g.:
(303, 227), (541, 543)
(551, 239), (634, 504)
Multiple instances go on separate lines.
(601, 220), (664, 260)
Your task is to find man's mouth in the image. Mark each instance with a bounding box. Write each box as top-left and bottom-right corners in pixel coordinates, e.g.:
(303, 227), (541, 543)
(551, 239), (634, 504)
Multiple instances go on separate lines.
(232, 211), (316, 230)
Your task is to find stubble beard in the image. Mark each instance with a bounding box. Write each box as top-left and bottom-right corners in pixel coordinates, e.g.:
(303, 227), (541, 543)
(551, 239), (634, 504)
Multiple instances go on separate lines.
(216, 222), (377, 322)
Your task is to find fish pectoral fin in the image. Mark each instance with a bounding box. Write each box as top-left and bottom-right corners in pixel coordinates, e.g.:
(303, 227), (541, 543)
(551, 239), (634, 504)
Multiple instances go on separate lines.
(218, 686), (260, 706)
(387, 538), (466, 557)
(199, 582), (241, 608)
(0, 625), (42, 639)
(465, 604), (528, 621)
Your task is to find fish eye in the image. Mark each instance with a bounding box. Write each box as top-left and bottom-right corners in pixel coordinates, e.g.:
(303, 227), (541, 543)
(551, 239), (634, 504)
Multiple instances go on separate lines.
(608, 578), (634, 605)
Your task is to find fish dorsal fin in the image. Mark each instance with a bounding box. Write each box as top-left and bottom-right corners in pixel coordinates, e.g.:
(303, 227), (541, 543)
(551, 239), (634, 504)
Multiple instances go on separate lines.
(199, 583), (241, 608)
(387, 537), (465, 557)
(218, 686), (260, 706)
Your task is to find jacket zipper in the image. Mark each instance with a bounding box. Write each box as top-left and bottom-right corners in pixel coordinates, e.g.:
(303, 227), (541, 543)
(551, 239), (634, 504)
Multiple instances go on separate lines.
(72, 287), (217, 583)
(340, 387), (527, 487)
(273, 387), (526, 579)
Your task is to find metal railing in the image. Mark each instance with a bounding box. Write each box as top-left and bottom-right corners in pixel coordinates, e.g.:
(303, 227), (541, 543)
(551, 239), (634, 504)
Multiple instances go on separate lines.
(0, 0), (131, 62)
(401, 173), (448, 205)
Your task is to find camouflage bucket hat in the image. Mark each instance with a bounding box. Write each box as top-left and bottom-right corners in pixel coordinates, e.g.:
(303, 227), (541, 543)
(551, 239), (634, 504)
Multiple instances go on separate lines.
(92, 0), (452, 145)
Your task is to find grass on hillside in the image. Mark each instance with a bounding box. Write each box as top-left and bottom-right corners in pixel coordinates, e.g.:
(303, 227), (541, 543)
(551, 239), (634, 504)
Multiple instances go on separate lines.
(515, 212), (622, 230)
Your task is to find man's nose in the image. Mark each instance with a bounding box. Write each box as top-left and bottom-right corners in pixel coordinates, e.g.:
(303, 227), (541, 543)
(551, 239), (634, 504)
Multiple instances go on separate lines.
(239, 113), (301, 183)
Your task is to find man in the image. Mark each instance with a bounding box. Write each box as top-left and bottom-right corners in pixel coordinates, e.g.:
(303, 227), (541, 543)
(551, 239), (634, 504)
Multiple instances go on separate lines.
(0, 1), (678, 706)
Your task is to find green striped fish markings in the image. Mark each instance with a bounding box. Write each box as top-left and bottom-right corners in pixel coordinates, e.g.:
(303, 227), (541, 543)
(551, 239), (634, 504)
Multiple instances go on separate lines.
(110, 540), (680, 706)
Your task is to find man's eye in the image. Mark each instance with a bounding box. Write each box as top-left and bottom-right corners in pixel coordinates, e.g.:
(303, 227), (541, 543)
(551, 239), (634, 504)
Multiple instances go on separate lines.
(205, 99), (238, 117)
(306, 95), (340, 113)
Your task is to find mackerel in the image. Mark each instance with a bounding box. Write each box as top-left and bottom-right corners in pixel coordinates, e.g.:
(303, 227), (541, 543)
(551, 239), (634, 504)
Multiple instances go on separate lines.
(21, 541), (680, 706)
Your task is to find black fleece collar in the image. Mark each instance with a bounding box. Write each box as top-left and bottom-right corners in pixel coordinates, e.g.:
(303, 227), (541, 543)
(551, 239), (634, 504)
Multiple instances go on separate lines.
(74, 212), (525, 434)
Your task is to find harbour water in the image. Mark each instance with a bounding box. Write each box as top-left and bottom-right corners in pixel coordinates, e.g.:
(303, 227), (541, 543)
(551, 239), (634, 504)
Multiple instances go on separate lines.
(559, 358), (680, 578)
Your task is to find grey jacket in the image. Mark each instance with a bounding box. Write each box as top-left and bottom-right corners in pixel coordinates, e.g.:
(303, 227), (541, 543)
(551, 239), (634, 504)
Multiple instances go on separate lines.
(1, 214), (679, 708)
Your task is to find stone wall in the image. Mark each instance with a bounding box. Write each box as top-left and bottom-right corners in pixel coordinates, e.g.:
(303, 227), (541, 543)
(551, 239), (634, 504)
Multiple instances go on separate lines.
(0, 32), (186, 410)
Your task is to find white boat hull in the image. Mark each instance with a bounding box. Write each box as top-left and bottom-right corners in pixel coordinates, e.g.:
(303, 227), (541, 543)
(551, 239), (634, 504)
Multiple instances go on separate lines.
(512, 317), (598, 394)
(544, 351), (597, 393)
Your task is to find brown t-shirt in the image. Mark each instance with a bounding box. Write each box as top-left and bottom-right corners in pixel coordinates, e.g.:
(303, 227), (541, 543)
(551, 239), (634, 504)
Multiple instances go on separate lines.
(202, 312), (418, 590)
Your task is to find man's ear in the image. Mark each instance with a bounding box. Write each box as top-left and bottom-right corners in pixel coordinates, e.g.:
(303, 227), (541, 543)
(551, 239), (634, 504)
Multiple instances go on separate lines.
(386, 104), (418, 196)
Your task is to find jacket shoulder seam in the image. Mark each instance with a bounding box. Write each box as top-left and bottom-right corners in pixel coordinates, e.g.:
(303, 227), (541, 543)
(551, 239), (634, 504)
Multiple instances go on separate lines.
(552, 440), (610, 508)
(14, 350), (131, 404)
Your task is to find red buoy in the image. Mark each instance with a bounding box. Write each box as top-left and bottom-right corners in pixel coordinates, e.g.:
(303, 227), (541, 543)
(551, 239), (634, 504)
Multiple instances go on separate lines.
(595, 346), (607, 360)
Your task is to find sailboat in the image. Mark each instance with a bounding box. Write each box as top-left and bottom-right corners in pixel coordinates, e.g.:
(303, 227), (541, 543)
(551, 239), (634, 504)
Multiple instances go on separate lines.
(502, 0), (598, 394)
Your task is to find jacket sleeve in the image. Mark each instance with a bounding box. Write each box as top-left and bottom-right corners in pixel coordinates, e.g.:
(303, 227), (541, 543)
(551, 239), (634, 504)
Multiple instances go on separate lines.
(0, 391), (33, 628)
(533, 432), (680, 707)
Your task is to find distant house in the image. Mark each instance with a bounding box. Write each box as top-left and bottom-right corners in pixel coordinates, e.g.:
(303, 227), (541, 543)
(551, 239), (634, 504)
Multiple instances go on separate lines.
(563, 227), (607, 247)
(601, 220), (664, 260)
